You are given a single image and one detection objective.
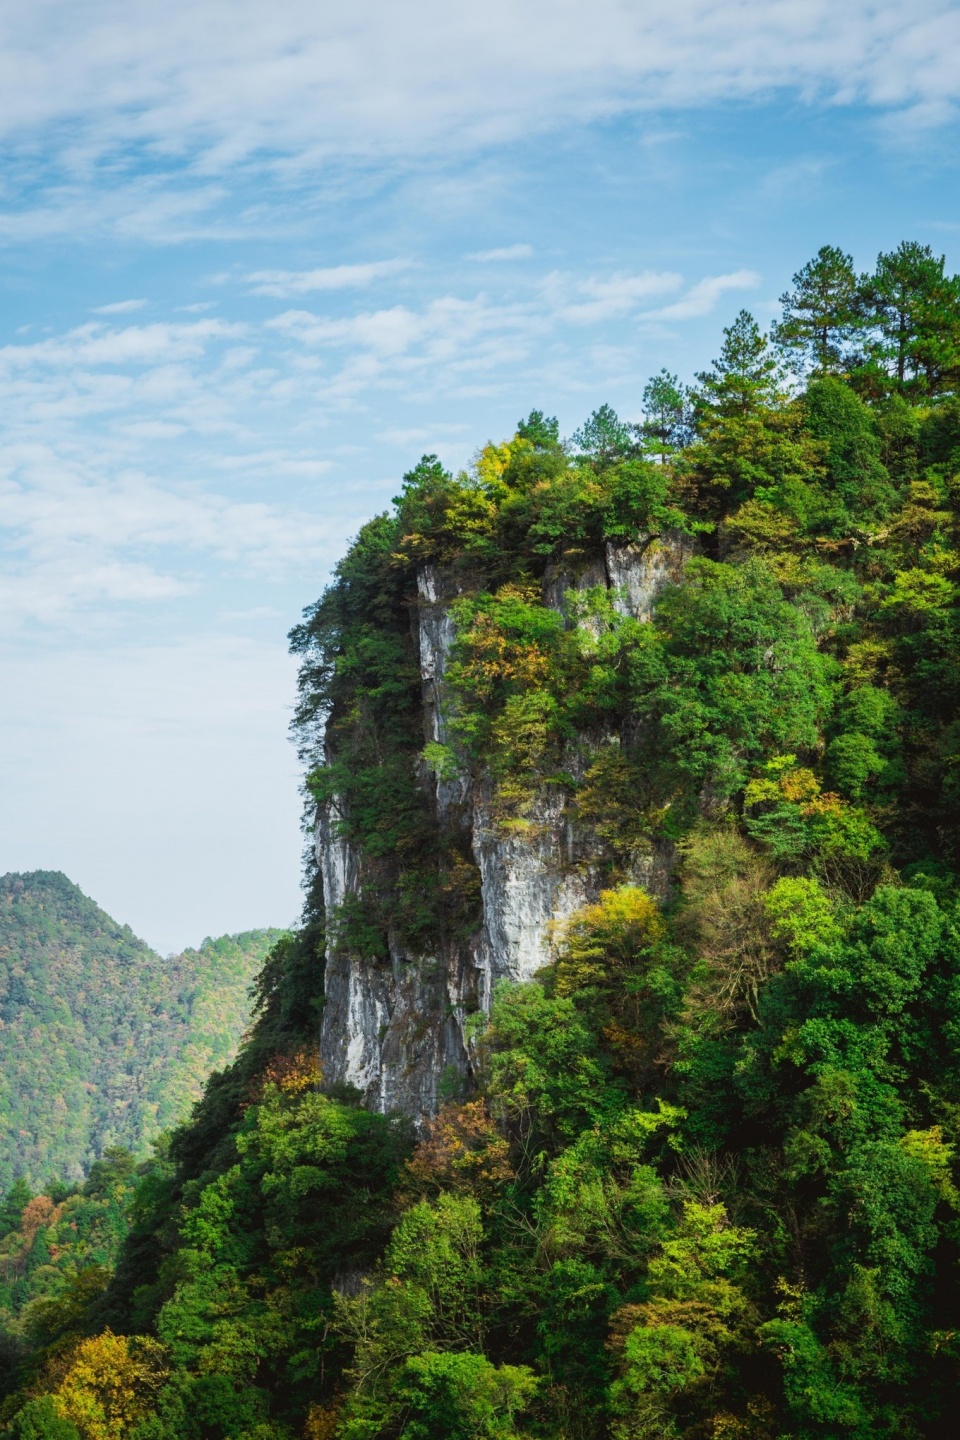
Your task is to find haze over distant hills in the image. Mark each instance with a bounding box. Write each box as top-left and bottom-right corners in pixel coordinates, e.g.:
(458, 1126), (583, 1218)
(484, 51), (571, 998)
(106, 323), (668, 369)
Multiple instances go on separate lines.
(0, 871), (284, 1190)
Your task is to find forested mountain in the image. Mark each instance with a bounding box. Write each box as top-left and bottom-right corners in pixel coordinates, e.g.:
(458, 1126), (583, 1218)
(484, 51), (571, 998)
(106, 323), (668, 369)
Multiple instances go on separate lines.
(4, 241), (960, 1439)
(0, 872), (283, 1190)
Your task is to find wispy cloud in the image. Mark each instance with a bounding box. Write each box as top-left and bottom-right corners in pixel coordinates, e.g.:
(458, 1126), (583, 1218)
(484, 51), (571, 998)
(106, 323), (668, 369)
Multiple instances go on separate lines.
(0, 318), (245, 372)
(0, 310), (342, 634)
(93, 299), (148, 314)
(0, 451), (335, 632)
(543, 270), (683, 324)
(468, 244), (534, 262)
(652, 270), (761, 320)
(246, 259), (410, 297)
(0, 258), (771, 633)
(0, 2), (953, 183)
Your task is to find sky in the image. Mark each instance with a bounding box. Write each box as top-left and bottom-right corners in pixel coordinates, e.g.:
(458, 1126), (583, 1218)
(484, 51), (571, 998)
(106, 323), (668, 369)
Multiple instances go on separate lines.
(1, 0), (960, 952)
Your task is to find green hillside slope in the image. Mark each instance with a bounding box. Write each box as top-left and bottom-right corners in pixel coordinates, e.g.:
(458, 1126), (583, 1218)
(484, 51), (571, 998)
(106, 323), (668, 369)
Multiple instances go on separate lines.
(5, 241), (960, 1439)
(0, 872), (284, 1189)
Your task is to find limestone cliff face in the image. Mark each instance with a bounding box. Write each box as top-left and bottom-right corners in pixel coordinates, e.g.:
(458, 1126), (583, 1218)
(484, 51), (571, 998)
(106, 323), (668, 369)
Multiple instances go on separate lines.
(316, 533), (692, 1117)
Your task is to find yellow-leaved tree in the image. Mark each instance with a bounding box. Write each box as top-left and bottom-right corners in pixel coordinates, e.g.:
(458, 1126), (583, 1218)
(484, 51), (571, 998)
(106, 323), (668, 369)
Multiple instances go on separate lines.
(53, 1330), (167, 1440)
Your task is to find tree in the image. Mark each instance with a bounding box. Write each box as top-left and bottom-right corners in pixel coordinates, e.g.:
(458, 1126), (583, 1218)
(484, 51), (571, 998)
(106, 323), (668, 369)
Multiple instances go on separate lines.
(862, 242), (960, 395)
(686, 314), (811, 519)
(608, 1202), (756, 1440)
(392, 1351), (537, 1440)
(803, 376), (896, 526)
(516, 410), (560, 449)
(639, 371), (692, 461)
(628, 558), (831, 804)
(8, 1396), (81, 1439)
(694, 311), (780, 417)
(772, 245), (862, 374)
(571, 405), (633, 468)
(553, 887), (680, 1084)
(52, 1331), (168, 1440)
(0, 1178), (33, 1239)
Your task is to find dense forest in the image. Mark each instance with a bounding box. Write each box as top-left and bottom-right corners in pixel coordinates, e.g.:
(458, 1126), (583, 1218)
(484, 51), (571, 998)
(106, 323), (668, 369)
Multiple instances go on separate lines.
(4, 240), (960, 1438)
(0, 872), (284, 1189)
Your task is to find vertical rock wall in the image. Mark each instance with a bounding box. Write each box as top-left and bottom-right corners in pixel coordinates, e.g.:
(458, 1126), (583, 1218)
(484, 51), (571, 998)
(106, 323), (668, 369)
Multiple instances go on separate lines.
(315, 535), (690, 1116)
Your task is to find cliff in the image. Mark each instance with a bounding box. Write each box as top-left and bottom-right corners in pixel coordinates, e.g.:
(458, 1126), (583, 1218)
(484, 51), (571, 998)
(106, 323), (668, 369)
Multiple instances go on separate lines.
(315, 531), (693, 1116)
(8, 286), (960, 1440)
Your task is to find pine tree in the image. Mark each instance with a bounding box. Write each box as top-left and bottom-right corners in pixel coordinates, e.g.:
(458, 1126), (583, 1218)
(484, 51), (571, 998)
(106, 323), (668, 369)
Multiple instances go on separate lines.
(695, 310), (780, 416)
(772, 245), (862, 374)
(862, 241), (960, 395)
(639, 370), (692, 461)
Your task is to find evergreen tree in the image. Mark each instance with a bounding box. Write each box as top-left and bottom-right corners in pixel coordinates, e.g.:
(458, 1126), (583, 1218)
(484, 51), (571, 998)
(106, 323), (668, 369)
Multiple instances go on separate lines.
(571, 404), (633, 468)
(515, 409), (559, 449)
(688, 311), (809, 518)
(773, 244), (863, 374)
(862, 241), (960, 395)
(694, 310), (779, 416)
(639, 370), (692, 461)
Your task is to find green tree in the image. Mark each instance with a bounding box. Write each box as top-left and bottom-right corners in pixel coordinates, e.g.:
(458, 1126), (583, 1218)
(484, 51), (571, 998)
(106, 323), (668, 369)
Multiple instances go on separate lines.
(640, 371), (692, 462)
(862, 241), (960, 395)
(695, 311), (779, 417)
(688, 313), (813, 519)
(392, 1352), (537, 1440)
(773, 245), (863, 374)
(571, 405), (633, 468)
(0, 1180), (32, 1240)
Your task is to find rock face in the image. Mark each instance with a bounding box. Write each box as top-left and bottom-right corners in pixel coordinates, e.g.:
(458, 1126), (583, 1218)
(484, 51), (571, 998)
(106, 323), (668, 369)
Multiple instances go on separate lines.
(316, 534), (690, 1117)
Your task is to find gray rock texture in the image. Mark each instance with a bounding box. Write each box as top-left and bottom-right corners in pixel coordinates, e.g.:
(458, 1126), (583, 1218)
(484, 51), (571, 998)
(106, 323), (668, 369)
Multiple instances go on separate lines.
(315, 533), (690, 1117)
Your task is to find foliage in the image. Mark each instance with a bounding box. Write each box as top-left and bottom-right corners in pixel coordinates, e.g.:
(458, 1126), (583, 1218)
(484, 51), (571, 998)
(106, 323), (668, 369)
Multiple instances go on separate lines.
(8, 240), (960, 1438)
(51, 1330), (167, 1440)
(0, 872), (284, 1191)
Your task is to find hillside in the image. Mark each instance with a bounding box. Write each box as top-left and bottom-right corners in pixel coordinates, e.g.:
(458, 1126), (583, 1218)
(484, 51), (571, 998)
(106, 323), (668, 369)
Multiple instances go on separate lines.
(4, 241), (960, 1438)
(0, 871), (284, 1189)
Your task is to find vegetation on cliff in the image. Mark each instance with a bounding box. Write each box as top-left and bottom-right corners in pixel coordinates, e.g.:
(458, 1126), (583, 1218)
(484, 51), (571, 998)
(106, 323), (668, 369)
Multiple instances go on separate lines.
(0, 872), (284, 1190)
(4, 240), (960, 1438)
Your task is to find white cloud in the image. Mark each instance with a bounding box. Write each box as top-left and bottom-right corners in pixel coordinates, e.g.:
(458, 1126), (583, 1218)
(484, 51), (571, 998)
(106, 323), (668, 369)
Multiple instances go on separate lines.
(267, 293), (544, 400)
(543, 269), (683, 324)
(0, 257), (766, 638)
(0, 310), (340, 633)
(0, 174), (232, 245)
(0, 1), (953, 183)
(652, 270), (761, 320)
(468, 244), (534, 262)
(262, 262), (763, 406)
(0, 318), (244, 371)
(246, 259), (410, 297)
(0, 439), (336, 634)
(93, 298), (148, 314)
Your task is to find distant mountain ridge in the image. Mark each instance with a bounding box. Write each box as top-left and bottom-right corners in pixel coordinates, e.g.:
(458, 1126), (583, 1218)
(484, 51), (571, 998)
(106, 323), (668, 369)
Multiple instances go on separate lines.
(0, 870), (284, 1189)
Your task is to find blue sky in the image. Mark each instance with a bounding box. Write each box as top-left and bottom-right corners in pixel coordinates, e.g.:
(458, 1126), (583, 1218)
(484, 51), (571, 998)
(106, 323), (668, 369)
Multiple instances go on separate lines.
(2, 0), (959, 951)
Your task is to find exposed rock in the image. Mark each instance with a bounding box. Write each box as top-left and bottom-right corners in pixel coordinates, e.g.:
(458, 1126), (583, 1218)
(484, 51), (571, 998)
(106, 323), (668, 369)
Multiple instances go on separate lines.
(605, 529), (696, 621)
(541, 557), (607, 615)
(321, 940), (473, 1116)
(471, 778), (601, 1005)
(416, 565), (470, 818)
(316, 533), (691, 1118)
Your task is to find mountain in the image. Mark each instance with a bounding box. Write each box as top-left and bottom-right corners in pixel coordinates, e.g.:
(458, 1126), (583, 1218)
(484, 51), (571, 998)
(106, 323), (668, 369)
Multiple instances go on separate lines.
(0, 871), (284, 1189)
(5, 242), (960, 1438)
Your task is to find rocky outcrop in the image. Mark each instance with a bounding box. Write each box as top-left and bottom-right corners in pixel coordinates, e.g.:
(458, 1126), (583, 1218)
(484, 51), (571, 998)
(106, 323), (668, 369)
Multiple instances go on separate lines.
(316, 533), (691, 1117)
(319, 939), (473, 1116)
(416, 566), (470, 819)
(605, 529), (696, 621)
